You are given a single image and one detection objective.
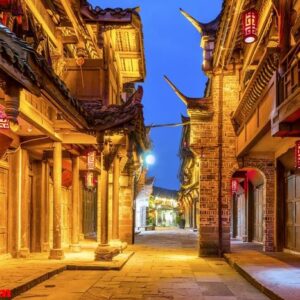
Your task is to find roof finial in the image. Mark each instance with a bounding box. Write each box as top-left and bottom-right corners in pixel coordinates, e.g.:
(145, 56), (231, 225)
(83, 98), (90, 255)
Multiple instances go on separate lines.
(179, 8), (202, 34)
(164, 76), (189, 105)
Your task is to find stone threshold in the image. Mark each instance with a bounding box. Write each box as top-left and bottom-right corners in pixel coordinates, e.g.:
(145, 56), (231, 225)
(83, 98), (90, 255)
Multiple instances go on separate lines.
(224, 252), (291, 300)
(9, 251), (134, 298)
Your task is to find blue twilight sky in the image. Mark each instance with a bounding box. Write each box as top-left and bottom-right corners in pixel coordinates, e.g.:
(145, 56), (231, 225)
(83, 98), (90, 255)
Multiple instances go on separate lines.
(90, 0), (222, 190)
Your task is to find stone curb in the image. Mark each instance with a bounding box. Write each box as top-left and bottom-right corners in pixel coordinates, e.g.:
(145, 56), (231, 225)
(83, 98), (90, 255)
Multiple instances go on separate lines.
(10, 252), (134, 299)
(11, 266), (66, 299)
(224, 254), (284, 300)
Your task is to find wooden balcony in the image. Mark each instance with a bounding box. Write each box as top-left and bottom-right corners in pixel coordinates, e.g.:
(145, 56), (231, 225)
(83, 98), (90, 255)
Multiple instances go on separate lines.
(272, 42), (300, 137)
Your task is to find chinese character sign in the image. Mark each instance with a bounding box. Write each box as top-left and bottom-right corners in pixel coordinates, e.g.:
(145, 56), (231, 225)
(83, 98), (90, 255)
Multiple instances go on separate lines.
(87, 151), (96, 170)
(0, 107), (9, 129)
(295, 141), (300, 169)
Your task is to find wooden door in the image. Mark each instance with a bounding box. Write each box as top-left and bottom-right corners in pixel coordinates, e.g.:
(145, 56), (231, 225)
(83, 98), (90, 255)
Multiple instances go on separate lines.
(82, 188), (97, 239)
(253, 186), (264, 243)
(0, 167), (8, 254)
(285, 174), (300, 251)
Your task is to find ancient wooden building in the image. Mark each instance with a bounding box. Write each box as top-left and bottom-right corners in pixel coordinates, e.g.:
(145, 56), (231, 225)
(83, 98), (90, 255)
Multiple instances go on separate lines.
(168, 0), (300, 256)
(0, 0), (148, 260)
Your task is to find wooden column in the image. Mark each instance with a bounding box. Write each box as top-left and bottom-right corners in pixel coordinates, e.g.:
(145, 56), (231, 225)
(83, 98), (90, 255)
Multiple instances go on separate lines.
(95, 153), (121, 261)
(112, 155), (120, 240)
(100, 162), (109, 245)
(42, 161), (50, 251)
(49, 142), (64, 259)
(70, 156), (81, 252)
(18, 149), (30, 258)
(96, 173), (102, 243)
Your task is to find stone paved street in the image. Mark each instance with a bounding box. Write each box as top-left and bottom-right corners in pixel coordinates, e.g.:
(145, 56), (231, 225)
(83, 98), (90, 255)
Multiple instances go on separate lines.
(15, 229), (269, 300)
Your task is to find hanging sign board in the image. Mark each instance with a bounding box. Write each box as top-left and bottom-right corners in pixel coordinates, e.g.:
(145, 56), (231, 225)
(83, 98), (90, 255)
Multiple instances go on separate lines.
(295, 141), (300, 169)
(87, 151), (96, 170)
(0, 107), (9, 129)
(85, 171), (94, 188)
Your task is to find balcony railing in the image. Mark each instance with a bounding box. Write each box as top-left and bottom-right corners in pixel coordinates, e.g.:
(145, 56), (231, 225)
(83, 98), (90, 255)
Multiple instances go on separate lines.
(278, 41), (300, 107)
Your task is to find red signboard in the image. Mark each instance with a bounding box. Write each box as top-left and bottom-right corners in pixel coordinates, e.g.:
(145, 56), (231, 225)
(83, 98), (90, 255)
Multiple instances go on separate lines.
(231, 179), (239, 194)
(242, 8), (258, 44)
(0, 107), (9, 129)
(295, 141), (300, 169)
(87, 151), (96, 170)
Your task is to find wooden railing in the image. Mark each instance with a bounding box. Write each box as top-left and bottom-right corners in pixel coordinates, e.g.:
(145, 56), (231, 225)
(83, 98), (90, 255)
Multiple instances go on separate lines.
(278, 41), (300, 106)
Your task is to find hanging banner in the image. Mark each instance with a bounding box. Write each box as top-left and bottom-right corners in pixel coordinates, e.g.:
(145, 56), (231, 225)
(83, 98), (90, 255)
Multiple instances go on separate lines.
(295, 141), (300, 169)
(0, 107), (9, 129)
(87, 151), (96, 170)
(85, 171), (94, 188)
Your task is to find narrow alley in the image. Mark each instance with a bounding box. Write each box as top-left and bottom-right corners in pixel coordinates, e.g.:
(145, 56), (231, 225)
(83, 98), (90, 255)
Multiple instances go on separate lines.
(15, 229), (268, 300)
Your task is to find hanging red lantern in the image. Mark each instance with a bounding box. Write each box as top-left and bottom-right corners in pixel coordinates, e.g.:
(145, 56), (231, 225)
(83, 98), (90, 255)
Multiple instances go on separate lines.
(295, 141), (300, 169)
(0, 0), (12, 9)
(231, 179), (239, 194)
(242, 8), (259, 44)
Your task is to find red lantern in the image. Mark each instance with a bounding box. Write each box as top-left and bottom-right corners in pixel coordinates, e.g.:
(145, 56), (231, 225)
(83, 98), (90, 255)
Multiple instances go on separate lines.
(231, 179), (239, 194)
(0, 0), (12, 9)
(242, 8), (258, 44)
(295, 141), (300, 169)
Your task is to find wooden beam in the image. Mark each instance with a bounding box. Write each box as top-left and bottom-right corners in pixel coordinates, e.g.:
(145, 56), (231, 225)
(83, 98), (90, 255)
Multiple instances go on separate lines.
(24, 0), (59, 47)
(62, 35), (79, 44)
(62, 133), (97, 144)
(19, 91), (62, 142)
(59, 0), (82, 38)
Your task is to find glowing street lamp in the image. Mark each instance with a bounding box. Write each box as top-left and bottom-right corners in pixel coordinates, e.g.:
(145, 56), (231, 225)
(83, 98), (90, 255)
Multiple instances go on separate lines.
(145, 153), (155, 165)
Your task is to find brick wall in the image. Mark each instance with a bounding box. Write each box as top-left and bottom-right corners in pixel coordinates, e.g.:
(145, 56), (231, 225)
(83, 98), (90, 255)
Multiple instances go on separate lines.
(119, 172), (134, 244)
(190, 70), (240, 256)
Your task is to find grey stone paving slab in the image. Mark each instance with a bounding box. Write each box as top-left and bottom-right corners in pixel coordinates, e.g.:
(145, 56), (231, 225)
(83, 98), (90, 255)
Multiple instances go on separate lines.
(15, 229), (269, 300)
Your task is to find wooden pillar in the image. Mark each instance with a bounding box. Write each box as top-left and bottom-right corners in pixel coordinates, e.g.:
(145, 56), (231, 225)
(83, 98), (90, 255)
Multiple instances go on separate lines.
(112, 155), (120, 240)
(42, 161), (50, 251)
(70, 156), (81, 252)
(18, 149), (30, 258)
(100, 163), (109, 245)
(7, 148), (30, 258)
(49, 142), (64, 259)
(96, 173), (102, 243)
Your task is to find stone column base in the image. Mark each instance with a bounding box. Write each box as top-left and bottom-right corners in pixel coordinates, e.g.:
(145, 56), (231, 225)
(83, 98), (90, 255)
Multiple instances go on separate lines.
(49, 248), (65, 260)
(42, 242), (50, 252)
(110, 240), (128, 252)
(69, 244), (81, 253)
(95, 244), (120, 261)
(17, 248), (30, 258)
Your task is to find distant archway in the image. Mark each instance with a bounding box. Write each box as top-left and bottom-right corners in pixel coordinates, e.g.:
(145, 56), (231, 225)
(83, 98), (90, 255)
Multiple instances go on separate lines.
(230, 167), (266, 250)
